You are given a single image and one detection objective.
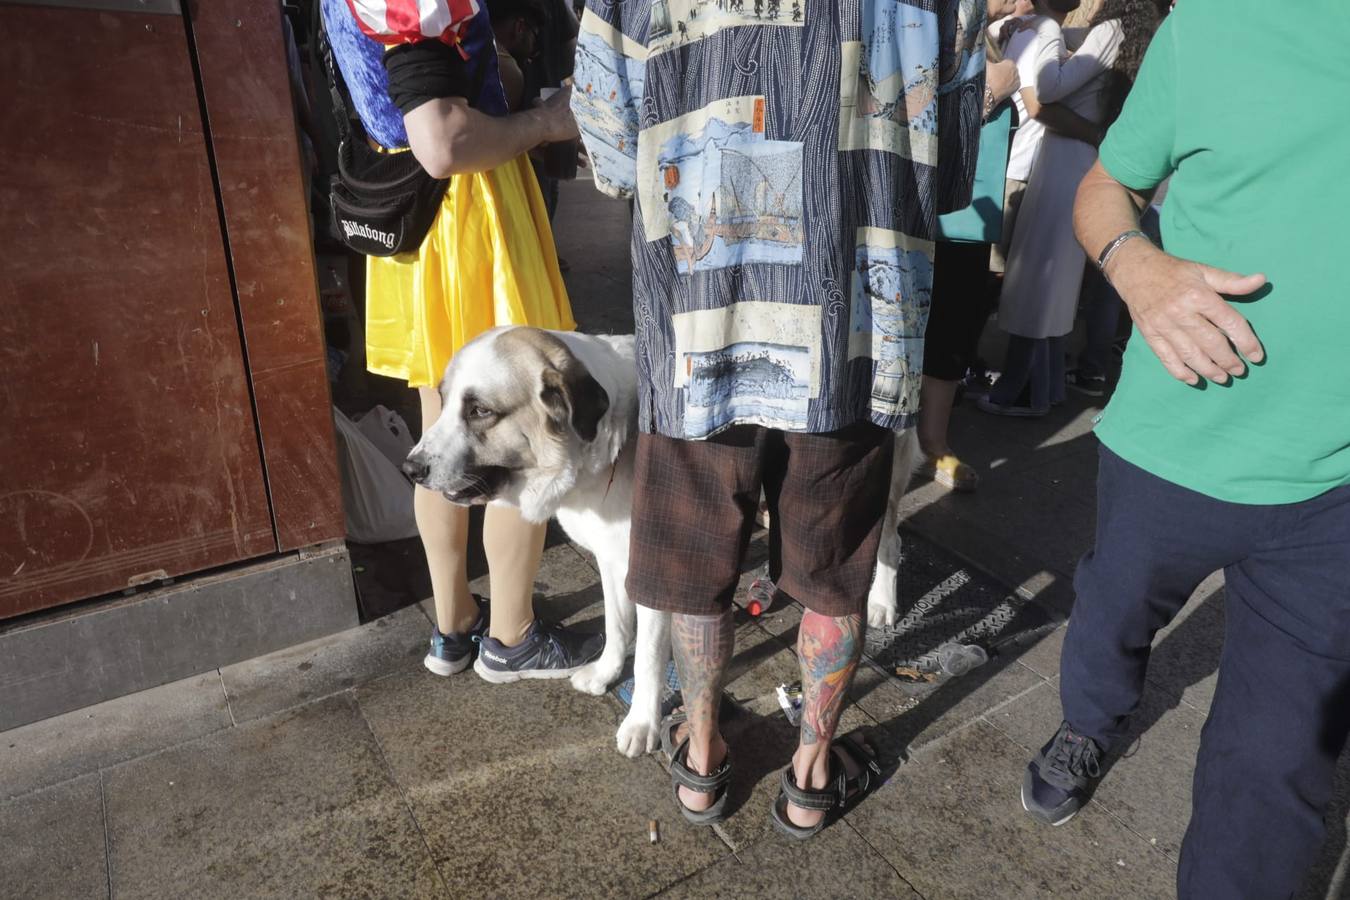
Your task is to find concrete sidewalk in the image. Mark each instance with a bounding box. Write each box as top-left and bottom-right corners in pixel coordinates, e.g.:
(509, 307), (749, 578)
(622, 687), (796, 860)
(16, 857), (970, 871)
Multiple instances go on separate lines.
(4, 180), (1346, 900)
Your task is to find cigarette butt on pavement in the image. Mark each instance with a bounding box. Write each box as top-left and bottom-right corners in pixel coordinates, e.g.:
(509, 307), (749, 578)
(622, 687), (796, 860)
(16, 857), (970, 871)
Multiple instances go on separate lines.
(649, 819), (660, 844)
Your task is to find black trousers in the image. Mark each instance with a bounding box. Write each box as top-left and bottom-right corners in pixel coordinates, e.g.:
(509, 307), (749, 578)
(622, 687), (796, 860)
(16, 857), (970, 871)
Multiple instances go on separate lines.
(923, 240), (995, 381)
(1061, 445), (1350, 899)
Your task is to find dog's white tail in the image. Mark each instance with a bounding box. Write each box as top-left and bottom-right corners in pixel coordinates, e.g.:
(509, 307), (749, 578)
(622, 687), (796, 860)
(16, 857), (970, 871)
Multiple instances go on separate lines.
(866, 428), (920, 630)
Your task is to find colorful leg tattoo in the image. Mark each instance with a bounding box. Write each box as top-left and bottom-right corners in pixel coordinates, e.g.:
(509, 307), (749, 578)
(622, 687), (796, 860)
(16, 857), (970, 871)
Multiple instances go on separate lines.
(797, 610), (864, 747)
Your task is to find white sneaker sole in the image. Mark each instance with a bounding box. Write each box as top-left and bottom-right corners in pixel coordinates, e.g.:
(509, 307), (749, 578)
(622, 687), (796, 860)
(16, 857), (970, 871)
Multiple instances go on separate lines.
(473, 657), (585, 684)
(1020, 781), (1079, 827)
(424, 653), (472, 677)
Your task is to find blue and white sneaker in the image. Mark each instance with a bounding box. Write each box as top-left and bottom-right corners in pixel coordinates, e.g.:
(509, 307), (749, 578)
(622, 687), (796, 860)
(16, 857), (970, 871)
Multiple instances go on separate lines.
(1021, 720), (1104, 826)
(473, 619), (604, 684)
(424, 596), (489, 677)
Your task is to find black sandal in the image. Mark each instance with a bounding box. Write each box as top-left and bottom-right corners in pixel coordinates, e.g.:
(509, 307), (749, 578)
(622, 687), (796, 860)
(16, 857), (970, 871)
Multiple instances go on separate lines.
(769, 734), (881, 840)
(668, 735), (732, 825)
(659, 709), (687, 758)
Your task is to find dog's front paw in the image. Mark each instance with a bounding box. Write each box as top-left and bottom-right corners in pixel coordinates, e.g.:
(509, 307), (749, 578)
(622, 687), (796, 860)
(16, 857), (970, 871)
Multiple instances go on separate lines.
(615, 709), (661, 758)
(866, 591), (898, 631)
(570, 658), (621, 696)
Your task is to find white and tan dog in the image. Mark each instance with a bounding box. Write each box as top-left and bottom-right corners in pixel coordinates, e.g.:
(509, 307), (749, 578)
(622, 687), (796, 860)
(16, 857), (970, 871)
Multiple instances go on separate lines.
(407, 326), (914, 758)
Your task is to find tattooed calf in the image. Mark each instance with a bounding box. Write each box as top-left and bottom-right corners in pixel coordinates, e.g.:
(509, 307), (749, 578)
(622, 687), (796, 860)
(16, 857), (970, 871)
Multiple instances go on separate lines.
(797, 612), (865, 746)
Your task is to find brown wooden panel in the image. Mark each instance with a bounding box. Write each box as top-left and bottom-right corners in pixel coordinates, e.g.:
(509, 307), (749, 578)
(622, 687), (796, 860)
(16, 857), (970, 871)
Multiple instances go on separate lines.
(189, 0), (346, 551)
(0, 7), (275, 619)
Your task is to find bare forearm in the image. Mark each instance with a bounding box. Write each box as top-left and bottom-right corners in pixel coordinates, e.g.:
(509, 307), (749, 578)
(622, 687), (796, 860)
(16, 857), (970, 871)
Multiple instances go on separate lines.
(1020, 86), (1104, 146)
(1073, 161), (1153, 266)
(404, 98), (549, 178)
(1073, 159), (1268, 386)
(1037, 103), (1104, 146)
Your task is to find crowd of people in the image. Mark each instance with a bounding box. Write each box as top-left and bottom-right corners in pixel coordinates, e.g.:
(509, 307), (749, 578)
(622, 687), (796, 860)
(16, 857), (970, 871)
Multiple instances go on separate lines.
(316, 0), (1350, 896)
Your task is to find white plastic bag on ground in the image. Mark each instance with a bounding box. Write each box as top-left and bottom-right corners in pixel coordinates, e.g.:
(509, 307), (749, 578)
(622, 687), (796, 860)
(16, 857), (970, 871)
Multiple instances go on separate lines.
(332, 406), (420, 544)
(353, 404), (415, 470)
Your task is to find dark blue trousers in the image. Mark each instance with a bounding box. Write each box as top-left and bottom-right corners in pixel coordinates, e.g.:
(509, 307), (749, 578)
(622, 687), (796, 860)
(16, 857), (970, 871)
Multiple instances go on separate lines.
(1060, 446), (1350, 899)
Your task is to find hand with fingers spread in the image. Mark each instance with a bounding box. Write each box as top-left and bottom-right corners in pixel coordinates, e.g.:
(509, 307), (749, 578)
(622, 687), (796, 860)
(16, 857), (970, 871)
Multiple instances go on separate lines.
(1104, 237), (1268, 386)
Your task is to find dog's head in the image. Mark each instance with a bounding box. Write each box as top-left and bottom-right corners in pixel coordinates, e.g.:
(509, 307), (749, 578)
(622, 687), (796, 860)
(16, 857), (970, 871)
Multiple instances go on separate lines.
(403, 327), (611, 522)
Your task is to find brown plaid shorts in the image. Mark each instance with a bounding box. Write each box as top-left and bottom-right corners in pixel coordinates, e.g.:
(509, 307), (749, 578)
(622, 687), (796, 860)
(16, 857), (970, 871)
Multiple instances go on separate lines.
(626, 423), (895, 618)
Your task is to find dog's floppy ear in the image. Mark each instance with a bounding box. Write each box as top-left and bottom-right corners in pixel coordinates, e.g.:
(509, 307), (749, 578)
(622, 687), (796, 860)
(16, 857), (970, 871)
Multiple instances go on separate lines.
(540, 361), (610, 443)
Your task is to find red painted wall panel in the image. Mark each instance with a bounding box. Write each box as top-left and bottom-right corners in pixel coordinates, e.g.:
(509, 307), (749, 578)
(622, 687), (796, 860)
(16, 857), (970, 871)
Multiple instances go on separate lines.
(189, 0), (346, 552)
(0, 7), (275, 619)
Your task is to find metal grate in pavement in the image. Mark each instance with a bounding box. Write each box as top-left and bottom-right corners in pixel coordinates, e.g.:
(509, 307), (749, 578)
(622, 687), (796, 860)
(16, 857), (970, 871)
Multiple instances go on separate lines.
(863, 528), (1056, 675)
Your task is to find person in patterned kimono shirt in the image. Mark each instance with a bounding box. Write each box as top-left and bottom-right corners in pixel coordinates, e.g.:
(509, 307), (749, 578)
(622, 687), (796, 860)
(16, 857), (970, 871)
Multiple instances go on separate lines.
(573, 0), (986, 835)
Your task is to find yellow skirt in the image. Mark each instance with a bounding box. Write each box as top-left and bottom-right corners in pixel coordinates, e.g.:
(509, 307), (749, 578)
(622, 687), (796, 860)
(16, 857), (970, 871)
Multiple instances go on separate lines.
(364, 154), (575, 388)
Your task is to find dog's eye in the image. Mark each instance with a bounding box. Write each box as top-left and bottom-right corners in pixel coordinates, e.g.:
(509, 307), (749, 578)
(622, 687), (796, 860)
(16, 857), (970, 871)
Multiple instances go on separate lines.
(468, 404), (495, 420)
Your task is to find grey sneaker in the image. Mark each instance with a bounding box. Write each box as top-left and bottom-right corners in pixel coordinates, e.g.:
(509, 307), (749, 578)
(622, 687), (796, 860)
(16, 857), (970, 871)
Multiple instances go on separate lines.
(424, 596), (489, 677)
(1021, 720), (1104, 826)
(473, 619), (604, 683)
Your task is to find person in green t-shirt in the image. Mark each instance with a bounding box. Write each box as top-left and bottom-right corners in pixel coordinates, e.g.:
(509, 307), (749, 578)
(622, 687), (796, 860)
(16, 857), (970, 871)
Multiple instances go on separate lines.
(1018, 2), (1350, 897)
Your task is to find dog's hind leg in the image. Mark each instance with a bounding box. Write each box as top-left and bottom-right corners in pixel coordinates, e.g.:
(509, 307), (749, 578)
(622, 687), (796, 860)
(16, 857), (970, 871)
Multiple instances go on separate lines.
(615, 605), (669, 758)
(867, 428), (919, 631)
(570, 554), (634, 697)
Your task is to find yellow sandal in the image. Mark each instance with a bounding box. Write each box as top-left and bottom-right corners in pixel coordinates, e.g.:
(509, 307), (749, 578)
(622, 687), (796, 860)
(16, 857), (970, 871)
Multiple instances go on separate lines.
(918, 453), (979, 492)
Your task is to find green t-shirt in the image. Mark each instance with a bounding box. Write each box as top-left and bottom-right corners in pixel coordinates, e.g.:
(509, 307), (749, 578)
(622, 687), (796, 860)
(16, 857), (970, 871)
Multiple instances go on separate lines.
(1095, 0), (1350, 505)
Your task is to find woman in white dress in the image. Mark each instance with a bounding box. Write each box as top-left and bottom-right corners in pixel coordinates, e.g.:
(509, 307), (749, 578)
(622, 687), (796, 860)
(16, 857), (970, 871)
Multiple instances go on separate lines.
(980, 0), (1162, 415)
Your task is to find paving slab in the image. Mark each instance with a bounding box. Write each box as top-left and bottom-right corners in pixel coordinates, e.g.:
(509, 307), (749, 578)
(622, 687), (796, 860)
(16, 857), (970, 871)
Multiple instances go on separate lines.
(927, 408), (1056, 475)
(986, 679), (1204, 859)
(852, 652), (1046, 757)
(951, 395), (1104, 456)
(846, 720), (1176, 900)
(658, 820), (922, 900)
(745, 598), (803, 645)
(931, 415), (1100, 514)
(899, 494), (1075, 618)
(355, 666), (728, 899)
(102, 696), (443, 900)
(0, 772), (108, 900)
(725, 619), (801, 703)
(1012, 622), (1067, 682)
(924, 467), (1098, 583)
(0, 672), (231, 799)
(220, 604), (430, 725)
(1017, 437), (1103, 498)
(1141, 581), (1224, 715)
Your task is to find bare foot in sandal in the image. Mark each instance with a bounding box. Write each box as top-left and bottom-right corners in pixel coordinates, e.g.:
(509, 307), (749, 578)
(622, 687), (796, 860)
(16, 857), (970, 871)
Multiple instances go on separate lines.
(664, 707), (729, 813)
(771, 735), (880, 838)
(784, 738), (870, 828)
(679, 736), (729, 813)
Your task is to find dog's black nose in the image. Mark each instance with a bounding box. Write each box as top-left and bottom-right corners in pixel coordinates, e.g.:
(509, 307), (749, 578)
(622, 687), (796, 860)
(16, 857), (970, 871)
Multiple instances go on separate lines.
(402, 457), (430, 484)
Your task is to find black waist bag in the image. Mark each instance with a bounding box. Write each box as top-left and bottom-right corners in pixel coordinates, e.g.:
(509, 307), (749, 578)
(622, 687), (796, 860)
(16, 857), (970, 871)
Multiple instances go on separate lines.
(319, 21), (447, 257)
(329, 138), (447, 257)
